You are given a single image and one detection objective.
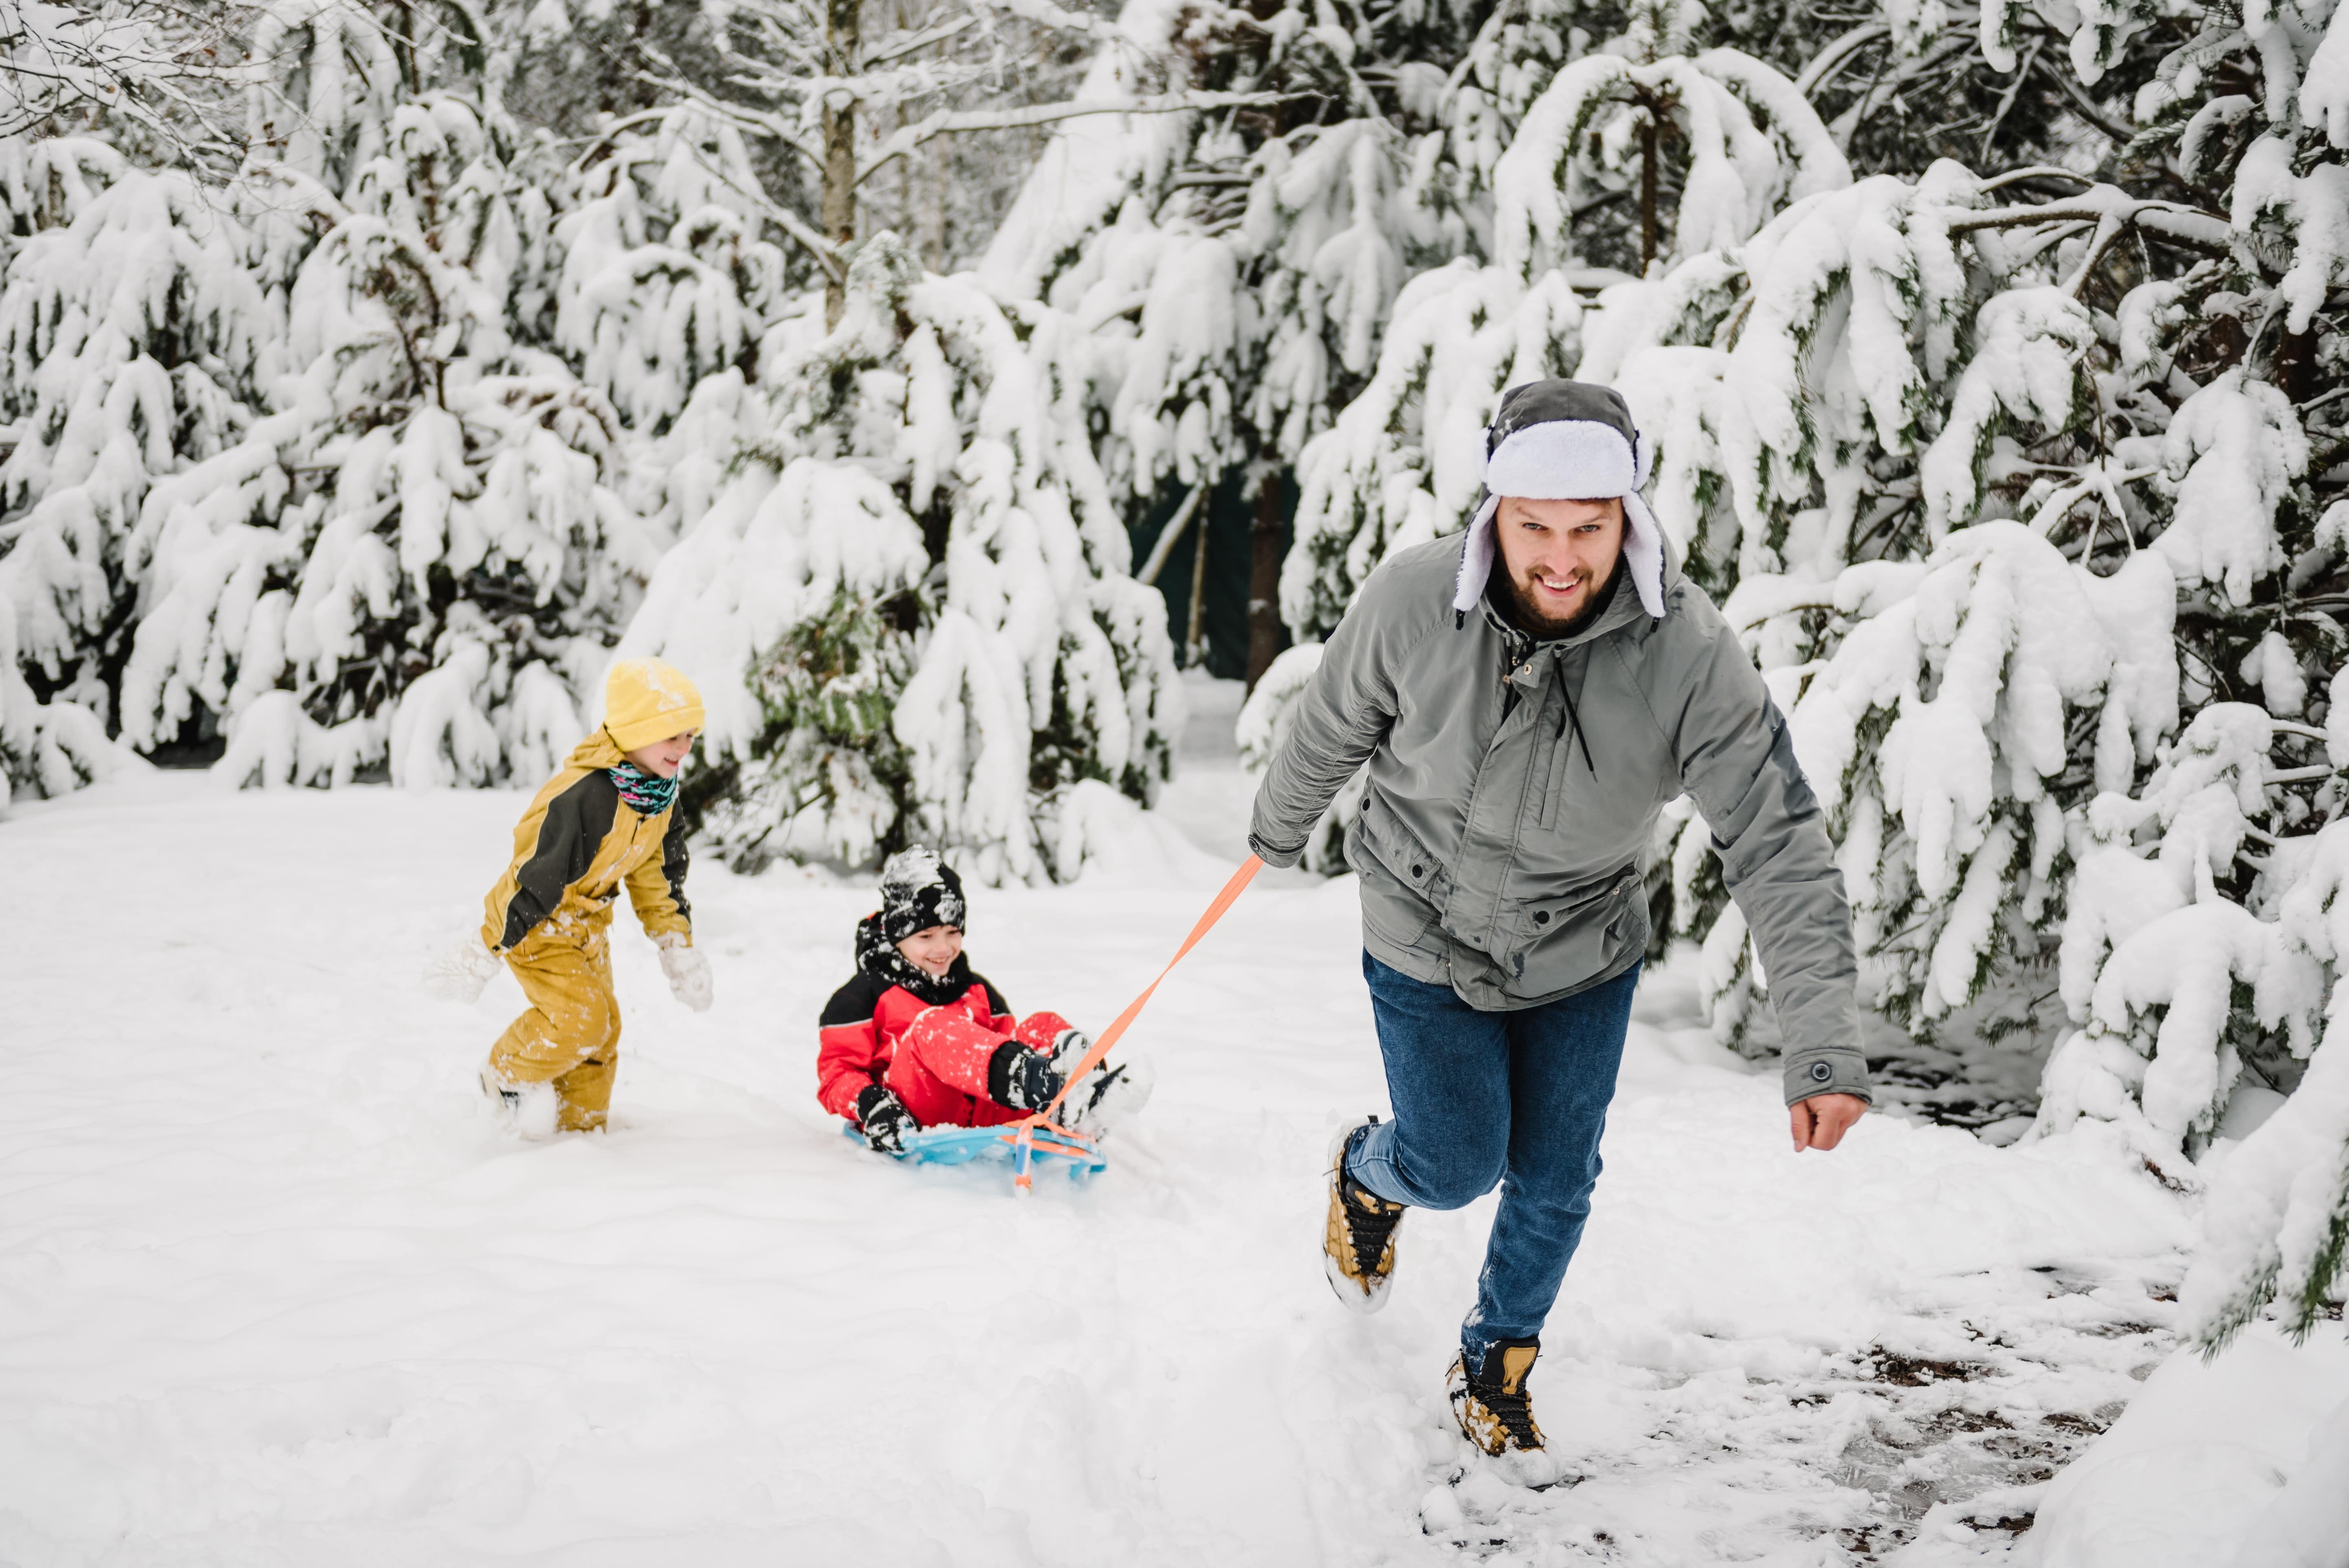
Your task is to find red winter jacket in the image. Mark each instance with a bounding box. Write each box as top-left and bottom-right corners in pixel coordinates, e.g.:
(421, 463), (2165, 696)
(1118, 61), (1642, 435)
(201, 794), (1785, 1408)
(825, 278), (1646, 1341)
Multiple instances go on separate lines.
(816, 965), (1011, 1121)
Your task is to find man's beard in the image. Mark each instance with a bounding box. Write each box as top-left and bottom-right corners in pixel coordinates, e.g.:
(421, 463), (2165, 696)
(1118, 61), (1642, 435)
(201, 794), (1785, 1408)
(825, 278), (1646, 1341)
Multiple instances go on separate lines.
(1502, 555), (1620, 637)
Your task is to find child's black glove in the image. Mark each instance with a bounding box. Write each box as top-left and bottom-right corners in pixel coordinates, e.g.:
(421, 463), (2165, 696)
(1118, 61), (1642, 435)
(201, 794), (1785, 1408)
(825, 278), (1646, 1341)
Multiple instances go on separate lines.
(855, 1084), (916, 1154)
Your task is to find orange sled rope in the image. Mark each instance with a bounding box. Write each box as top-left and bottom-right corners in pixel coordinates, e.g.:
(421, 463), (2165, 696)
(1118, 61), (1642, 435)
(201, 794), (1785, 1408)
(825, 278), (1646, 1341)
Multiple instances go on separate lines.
(1012, 854), (1264, 1192)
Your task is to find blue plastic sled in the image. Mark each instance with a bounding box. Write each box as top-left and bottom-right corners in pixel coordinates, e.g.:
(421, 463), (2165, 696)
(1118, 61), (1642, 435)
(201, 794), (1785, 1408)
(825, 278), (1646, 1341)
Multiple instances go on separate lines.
(843, 1120), (1107, 1182)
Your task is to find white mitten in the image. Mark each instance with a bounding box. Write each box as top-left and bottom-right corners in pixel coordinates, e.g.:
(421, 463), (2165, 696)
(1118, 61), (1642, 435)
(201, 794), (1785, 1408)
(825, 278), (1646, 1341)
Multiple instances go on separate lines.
(422, 939), (503, 1003)
(658, 937), (713, 1012)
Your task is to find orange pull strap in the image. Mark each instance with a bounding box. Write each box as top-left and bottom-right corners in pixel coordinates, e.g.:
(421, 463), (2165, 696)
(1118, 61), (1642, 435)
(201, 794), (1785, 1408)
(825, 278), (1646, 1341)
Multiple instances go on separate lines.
(1035, 854), (1263, 1122)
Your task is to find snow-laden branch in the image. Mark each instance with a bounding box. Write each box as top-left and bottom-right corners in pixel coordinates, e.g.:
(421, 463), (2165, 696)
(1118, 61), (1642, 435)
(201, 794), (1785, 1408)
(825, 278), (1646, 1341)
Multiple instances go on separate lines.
(855, 89), (1313, 187)
(0, 1), (249, 171)
(858, 13), (980, 70)
(1438, 0), (1521, 113)
(1134, 478), (1212, 587)
(1791, 20), (1886, 99)
(1976, 163), (2096, 192)
(637, 59), (824, 170)
(1943, 188), (2236, 256)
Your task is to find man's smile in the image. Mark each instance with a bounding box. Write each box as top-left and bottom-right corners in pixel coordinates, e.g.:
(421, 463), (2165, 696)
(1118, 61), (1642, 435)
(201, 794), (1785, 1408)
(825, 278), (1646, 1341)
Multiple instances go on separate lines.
(1530, 571), (1585, 601)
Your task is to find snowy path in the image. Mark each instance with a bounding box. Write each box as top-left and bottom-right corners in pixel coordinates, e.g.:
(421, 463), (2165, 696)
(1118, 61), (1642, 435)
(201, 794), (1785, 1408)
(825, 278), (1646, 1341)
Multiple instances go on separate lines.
(2, 703), (2195, 1566)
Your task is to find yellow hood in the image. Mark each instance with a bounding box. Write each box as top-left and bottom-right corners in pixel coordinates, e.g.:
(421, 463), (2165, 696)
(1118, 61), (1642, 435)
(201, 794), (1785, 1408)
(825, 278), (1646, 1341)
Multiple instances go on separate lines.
(565, 730), (627, 771)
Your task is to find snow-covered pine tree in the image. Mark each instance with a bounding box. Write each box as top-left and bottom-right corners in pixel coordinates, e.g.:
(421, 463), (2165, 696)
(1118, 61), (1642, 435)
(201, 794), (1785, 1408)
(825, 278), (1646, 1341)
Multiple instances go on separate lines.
(548, 107), (786, 438)
(0, 131), (251, 801)
(1971, 0), (2349, 1346)
(0, 3), (264, 804)
(99, 1), (675, 789)
(575, 0), (1262, 881)
(638, 0), (1260, 326)
(987, 0), (1486, 503)
(614, 231), (1180, 883)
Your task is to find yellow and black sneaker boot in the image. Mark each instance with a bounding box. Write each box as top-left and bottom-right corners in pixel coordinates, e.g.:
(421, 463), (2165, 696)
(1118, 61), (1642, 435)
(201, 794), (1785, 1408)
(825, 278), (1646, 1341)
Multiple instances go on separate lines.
(1449, 1339), (1545, 1456)
(1323, 1117), (1407, 1312)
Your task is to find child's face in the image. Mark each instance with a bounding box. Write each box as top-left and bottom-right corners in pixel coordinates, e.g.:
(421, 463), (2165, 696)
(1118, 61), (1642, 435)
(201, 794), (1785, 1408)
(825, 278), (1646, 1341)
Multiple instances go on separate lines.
(896, 924), (963, 978)
(625, 729), (698, 779)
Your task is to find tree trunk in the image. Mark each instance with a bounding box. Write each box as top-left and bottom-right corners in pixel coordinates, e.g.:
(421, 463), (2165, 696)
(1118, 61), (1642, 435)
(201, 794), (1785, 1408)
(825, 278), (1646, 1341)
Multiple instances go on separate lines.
(1186, 501), (1211, 669)
(390, 0), (420, 95)
(1245, 470), (1287, 691)
(822, 0), (862, 329)
(1639, 99), (1660, 276)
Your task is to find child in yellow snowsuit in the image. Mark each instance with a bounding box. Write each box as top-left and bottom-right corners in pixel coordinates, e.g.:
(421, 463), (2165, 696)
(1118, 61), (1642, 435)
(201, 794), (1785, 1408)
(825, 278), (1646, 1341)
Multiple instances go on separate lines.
(425, 658), (714, 1132)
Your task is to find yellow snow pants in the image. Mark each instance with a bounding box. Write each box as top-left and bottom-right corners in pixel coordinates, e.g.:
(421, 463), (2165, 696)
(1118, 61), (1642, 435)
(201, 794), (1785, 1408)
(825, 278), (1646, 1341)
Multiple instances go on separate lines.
(487, 925), (621, 1132)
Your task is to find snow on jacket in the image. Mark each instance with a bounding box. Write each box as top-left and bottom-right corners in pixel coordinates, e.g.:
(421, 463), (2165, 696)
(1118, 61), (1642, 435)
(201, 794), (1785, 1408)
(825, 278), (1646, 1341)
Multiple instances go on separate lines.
(815, 961), (1011, 1121)
(481, 729), (692, 955)
(1248, 535), (1870, 1106)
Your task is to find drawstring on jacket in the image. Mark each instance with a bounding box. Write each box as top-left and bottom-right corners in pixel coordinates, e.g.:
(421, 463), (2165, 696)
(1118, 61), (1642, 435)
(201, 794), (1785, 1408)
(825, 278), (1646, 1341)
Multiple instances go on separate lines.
(1556, 674), (1594, 776)
(1540, 659), (1596, 831)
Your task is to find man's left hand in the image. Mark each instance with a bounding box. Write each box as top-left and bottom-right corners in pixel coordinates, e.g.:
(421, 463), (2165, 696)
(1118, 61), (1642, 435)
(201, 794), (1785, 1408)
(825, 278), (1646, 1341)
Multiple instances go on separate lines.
(1790, 1093), (1867, 1152)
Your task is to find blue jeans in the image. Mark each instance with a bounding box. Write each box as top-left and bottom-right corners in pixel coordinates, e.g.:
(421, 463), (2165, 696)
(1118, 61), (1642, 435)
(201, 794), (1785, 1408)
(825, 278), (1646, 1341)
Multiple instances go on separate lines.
(1347, 951), (1638, 1368)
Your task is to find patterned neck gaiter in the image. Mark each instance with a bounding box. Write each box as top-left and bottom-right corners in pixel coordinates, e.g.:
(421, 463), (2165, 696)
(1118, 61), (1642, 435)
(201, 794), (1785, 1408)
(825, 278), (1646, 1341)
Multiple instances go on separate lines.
(610, 760), (678, 817)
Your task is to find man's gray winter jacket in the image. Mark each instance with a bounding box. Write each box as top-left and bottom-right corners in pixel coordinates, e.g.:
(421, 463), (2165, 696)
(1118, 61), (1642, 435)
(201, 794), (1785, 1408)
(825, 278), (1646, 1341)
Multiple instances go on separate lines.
(1248, 537), (1871, 1107)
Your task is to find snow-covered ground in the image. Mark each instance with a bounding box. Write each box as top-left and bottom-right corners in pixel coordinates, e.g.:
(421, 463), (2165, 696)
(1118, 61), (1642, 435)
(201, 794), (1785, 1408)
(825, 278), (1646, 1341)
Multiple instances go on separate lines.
(0, 677), (2255, 1566)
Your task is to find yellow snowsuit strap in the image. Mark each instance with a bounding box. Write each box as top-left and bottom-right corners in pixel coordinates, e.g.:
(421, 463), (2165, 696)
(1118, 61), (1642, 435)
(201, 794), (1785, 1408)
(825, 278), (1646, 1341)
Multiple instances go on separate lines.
(624, 807), (692, 942)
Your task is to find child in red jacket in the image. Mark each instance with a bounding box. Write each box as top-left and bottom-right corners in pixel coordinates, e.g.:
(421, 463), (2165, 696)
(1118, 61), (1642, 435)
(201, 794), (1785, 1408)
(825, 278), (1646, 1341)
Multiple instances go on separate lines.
(818, 848), (1152, 1152)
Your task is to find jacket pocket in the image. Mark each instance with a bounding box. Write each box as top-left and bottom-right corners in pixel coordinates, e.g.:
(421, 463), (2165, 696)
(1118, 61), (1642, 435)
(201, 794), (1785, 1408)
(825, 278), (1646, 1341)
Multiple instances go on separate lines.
(1351, 792), (1451, 907)
(1348, 796), (1443, 953)
(1512, 865), (1642, 995)
(1358, 867), (1436, 950)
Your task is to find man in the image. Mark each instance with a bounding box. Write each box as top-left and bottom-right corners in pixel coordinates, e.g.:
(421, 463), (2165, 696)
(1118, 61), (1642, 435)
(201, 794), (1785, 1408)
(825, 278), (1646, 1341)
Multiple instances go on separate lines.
(1248, 381), (1870, 1456)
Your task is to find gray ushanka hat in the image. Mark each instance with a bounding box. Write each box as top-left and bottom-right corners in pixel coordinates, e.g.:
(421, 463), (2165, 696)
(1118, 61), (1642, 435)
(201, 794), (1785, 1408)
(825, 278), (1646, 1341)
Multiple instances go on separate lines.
(1454, 379), (1667, 620)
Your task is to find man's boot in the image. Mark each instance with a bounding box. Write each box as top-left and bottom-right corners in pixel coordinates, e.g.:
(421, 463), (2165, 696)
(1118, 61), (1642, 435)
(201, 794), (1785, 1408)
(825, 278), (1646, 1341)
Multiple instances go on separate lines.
(1323, 1117), (1407, 1312)
(1449, 1338), (1545, 1455)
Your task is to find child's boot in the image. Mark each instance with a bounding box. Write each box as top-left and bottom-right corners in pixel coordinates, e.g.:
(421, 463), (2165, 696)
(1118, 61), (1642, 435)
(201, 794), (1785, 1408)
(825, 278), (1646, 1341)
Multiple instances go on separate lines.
(1061, 1054), (1153, 1136)
(480, 1066), (560, 1138)
(1042, 1028), (1091, 1077)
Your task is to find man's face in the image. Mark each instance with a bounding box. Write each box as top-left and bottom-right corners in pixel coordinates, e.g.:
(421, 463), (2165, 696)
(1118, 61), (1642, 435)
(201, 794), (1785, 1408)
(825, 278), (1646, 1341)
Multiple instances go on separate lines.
(1492, 495), (1625, 635)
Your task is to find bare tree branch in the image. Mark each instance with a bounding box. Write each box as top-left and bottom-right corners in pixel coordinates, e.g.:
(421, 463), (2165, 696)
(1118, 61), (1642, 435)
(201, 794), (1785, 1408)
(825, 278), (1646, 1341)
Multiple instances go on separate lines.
(0, 1), (253, 174)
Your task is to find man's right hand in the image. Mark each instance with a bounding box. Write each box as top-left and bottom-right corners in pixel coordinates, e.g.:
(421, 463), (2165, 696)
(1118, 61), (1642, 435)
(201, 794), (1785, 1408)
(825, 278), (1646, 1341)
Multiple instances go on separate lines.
(1790, 1092), (1868, 1152)
(856, 1084), (916, 1154)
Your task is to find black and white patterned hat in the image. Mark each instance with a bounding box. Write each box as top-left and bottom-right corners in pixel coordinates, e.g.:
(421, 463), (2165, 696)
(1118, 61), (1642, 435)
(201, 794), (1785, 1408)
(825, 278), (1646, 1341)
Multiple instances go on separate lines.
(877, 847), (967, 943)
